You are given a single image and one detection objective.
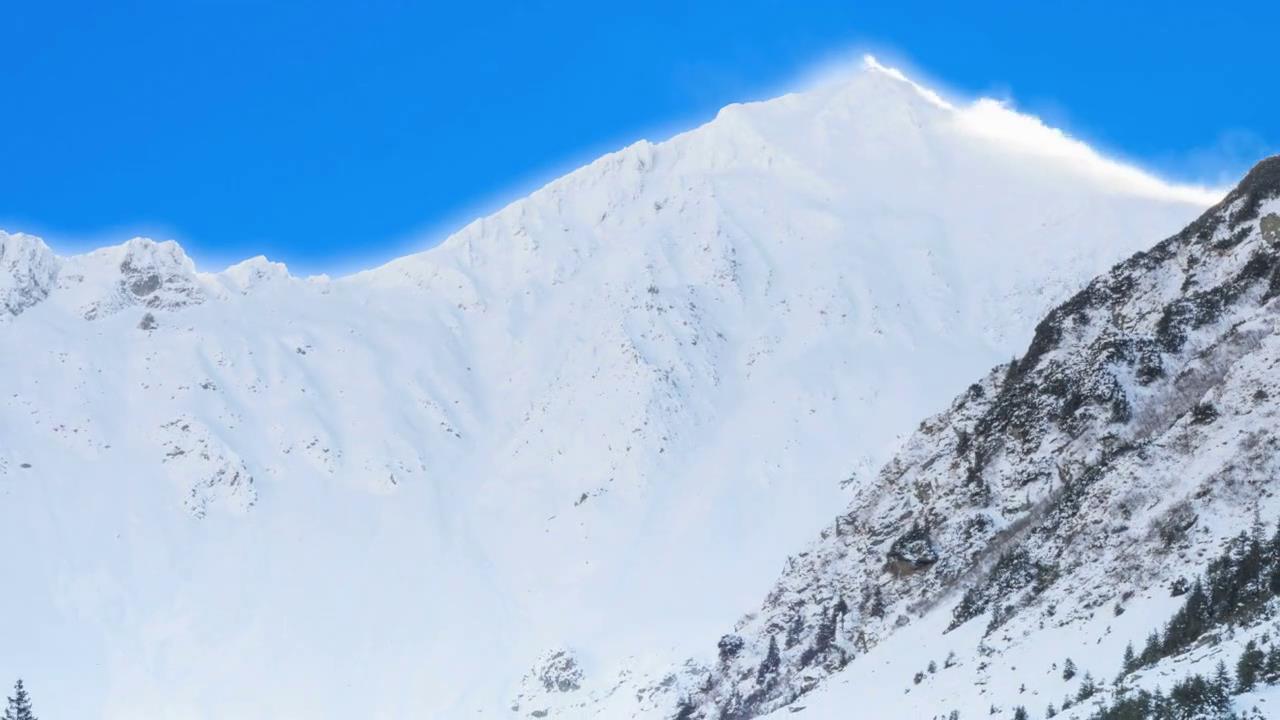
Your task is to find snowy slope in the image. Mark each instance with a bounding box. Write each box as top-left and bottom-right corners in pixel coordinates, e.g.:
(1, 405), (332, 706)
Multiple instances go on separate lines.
(0, 58), (1214, 718)
(642, 157), (1280, 720)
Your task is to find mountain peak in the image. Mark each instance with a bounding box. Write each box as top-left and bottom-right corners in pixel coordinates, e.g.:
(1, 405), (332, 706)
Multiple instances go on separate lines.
(856, 54), (954, 110)
(0, 230), (58, 317)
(708, 54), (950, 131)
(1241, 152), (1280, 180)
(213, 255), (292, 295)
(55, 236), (206, 319)
(114, 236), (196, 271)
(1225, 153), (1280, 216)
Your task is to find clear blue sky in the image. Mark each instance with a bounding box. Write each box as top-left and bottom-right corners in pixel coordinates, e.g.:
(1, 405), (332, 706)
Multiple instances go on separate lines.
(3, 0), (1275, 273)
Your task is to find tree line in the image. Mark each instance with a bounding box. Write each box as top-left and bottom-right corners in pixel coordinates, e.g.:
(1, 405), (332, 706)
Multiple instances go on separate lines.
(1085, 520), (1280, 719)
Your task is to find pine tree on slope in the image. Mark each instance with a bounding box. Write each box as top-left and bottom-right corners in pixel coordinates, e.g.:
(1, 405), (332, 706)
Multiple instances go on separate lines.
(1237, 639), (1265, 692)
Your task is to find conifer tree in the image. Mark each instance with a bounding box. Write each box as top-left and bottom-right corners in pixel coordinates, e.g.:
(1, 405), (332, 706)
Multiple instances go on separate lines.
(3, 680), (35, 720)
(1264, 644), (1280, 682)
(1210, 661), (1232, 711)
(1212, 660), (1230, 689)
(1075, 671), (1097, 701)
(1121, 642), (1137, 673)
(1140, 631), (1161, 666)
(865, 585), (885, 619)
(1237, 639), (1265, 692)
(756, 635), (780, 685)
(1152, 687), (1168, 717)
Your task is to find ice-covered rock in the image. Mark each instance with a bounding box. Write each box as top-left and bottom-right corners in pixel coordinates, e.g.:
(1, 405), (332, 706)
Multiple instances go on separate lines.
(0, 230), (58, 317)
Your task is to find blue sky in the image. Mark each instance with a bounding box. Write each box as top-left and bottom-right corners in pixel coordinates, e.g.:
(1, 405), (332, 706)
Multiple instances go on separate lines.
(3, 0), (1275, 273)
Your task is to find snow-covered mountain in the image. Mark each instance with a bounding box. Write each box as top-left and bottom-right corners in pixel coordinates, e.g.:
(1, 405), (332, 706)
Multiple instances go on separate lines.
(608, 157), (1280, 720)
(0, 58), (1214, 718)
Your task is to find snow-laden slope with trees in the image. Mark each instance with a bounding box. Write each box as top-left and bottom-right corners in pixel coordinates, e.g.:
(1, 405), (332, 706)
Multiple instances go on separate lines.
(624, 158), (1280, 720)
(0, 59), (1213, 718)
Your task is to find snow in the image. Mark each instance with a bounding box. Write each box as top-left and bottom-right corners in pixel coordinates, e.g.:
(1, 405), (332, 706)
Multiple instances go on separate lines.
(0, 59), (1215, 718)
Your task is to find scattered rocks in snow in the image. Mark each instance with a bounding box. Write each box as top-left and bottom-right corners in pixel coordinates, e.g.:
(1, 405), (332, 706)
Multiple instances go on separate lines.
(157, 416), (257, 518)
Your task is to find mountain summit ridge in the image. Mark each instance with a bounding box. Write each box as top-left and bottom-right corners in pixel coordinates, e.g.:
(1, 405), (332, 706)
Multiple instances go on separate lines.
(2, 62), (1218, 293)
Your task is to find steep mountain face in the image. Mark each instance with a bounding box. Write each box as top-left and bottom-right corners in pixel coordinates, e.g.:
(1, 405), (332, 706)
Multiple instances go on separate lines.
(626, 158), (1280, 720)
(0, 60), (1214, 718)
